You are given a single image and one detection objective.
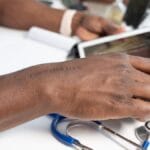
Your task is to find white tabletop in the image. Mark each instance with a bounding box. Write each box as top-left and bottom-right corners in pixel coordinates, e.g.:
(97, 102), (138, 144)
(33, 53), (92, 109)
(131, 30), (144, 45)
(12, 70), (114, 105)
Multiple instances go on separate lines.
(0, 27), (144, 150)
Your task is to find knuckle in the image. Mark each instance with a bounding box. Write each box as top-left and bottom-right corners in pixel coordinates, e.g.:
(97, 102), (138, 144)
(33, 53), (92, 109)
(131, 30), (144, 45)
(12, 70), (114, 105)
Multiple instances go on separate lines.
(115, 64), (132, 75)
(116, 63), (128, 70)
(111, 94), (125, 102)
(117, 77), (133, 89)
(118, 77), (129, 85)
(109, 93), (130, 104)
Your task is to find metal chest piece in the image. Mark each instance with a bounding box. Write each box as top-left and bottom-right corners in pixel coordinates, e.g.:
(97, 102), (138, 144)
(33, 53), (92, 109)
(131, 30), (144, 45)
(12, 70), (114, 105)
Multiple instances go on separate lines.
(135, 121), (150, 142)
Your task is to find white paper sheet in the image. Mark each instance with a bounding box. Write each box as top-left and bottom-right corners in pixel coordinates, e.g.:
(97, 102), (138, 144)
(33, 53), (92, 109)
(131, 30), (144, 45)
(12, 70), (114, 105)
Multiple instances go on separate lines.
(27, 27), (77, 52)
(0, 27), (68, 75)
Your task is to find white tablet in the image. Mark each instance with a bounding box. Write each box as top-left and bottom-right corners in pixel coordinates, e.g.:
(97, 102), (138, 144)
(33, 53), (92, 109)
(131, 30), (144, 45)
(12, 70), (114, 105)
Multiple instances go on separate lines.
(78, 28), (150, 58)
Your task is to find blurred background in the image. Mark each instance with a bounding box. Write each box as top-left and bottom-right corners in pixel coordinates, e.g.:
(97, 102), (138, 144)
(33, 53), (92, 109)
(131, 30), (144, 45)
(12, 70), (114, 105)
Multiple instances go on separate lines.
(40, 0), (150, 29)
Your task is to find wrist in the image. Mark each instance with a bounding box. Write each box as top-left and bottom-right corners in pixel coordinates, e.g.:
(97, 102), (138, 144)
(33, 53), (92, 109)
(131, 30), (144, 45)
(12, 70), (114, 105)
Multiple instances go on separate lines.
(0, 73), (40, 104)
(0, 70), (55, 130)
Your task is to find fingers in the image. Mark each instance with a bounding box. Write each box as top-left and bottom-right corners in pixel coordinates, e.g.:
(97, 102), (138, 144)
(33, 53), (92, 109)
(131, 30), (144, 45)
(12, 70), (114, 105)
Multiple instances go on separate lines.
(129, 55), (150, 100)
(102, 20), (125, 35)
(110, 97), (150, 120)
(132, 82), (150, 100)
(133, 70), (150, 83)
(132, 98), (150, 120)
(81, 16), (125, 37)
(129, 55), (150, 73)
(75, 26), (99, 41)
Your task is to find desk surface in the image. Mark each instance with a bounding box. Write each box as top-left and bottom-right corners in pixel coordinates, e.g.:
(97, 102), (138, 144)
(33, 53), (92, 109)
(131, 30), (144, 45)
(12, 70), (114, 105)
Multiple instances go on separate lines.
(0, 27), (143, 150)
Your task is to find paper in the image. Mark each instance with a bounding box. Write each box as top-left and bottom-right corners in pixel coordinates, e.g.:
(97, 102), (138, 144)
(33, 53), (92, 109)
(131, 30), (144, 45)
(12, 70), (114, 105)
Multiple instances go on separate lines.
(0, 27), (68, 75)
(27, 27), (77, 52)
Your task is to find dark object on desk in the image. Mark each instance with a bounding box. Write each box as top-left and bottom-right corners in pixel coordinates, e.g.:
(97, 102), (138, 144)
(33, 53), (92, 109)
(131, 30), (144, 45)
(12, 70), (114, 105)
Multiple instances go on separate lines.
(124, 0), (150, 28)
(69, 3), (87, 11)
(62, 0), (87, 11)
(68, 44), (80, 59)
(40, 0), (53, 6)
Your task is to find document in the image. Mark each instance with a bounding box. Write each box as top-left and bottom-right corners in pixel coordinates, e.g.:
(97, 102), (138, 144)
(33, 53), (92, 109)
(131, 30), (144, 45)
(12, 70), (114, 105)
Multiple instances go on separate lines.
(0, 27), (74, 75)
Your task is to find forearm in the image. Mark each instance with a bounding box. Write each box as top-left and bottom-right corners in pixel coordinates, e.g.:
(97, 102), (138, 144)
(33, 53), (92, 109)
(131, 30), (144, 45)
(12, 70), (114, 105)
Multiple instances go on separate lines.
(0, 0), (85, 33)
(0, 0), (65, 32)
(0, 65), (55, 131)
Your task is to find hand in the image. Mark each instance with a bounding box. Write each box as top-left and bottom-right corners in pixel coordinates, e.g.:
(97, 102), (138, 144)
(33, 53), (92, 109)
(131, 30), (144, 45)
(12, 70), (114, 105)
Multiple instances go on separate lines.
(1, 53), (150, 131)
(0, 0), (125, 41)
(42, 53), (150, 121)
(72, 13), (125, 41)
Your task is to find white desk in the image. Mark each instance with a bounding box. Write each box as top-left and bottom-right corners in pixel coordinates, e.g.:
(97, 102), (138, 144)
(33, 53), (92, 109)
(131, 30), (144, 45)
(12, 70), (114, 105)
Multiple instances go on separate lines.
(0, 27), (143, 150)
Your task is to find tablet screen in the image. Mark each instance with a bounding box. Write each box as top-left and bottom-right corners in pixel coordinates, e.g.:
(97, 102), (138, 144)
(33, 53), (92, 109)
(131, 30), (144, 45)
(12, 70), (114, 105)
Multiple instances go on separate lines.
(83, 32), (150, 57)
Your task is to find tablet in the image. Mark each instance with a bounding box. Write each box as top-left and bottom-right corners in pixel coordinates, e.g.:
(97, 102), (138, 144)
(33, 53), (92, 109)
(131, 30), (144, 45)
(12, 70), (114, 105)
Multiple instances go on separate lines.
(78, 28), (150, 58)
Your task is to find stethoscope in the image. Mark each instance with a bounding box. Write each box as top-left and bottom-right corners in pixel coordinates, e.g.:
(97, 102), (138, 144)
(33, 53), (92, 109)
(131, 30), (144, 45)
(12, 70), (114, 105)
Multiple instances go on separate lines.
(49, 114), (150, 150)
(135, 121), (150, 150)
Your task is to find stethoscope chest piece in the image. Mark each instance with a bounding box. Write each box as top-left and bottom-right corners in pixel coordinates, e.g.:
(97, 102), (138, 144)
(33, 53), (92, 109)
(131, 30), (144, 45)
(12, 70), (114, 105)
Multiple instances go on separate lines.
(135, 121), (150, 150)
(135, 126), (149, 142)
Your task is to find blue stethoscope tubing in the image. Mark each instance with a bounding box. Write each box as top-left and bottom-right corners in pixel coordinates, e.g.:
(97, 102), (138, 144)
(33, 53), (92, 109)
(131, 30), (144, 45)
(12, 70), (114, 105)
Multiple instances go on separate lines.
(49, 114), (80, 147)
(143, 141), (150, 150)
(49, 114), (150, 150)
